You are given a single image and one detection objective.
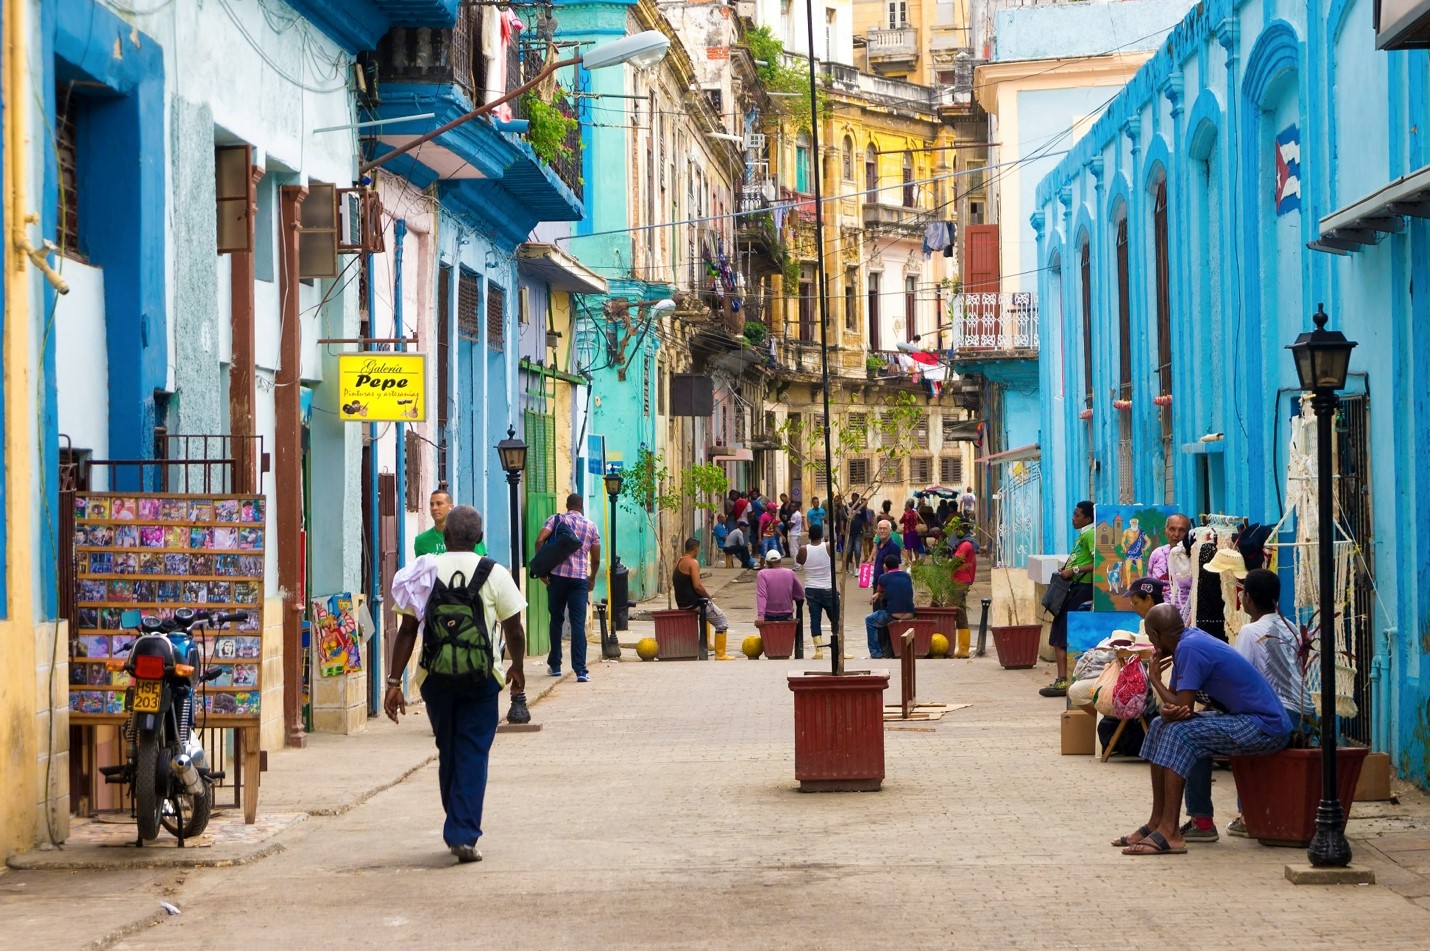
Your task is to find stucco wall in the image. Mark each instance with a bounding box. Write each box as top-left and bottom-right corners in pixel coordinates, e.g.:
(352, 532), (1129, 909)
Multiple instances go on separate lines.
(994, 0), (1193, 62)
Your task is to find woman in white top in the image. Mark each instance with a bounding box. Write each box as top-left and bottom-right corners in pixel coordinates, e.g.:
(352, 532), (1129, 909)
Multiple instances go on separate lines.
(796, 524), (835, 660)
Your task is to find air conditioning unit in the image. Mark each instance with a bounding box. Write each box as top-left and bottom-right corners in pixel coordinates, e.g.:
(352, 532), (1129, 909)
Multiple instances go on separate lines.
(735, 1), (756, 18)
(337, 186), (385, 254)
(340, 190), (364, 247)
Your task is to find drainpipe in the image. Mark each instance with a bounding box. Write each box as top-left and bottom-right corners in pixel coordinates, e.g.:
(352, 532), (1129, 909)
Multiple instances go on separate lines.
(277, 186), (308, 748)
(365, 251), (382, 714)
(230, 161), (265, 493)
(1372, 627), (1393, 755)
(394, 219), (407, 578)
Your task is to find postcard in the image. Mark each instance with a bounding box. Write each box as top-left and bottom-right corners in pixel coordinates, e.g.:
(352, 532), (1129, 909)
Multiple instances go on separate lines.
(189, 528), (211, 550)
(163, 553), (189, 575)
(78, 580), (106, 603)
(183, 581), (208, 603)
(101, 609), (124, 631)
(76, 608), (99, 629)
(190, 555), (213, 576)
(77, 634), (109, 658)
(212, 637), (237, 660)
(114, 526), (139, 548)
(86, 526), (114, 547)
(73, 691), (105, 714)
(234, 582), (259, 604)
(86, 664), (110, 686)
(211, 528), (238, 551)
(161, 499), (185, 521)
(232, 691), (259, 715)
(232, 663), (258, 688)
(139, 526), (164, 548)
(113, 553), (139, 575)
(139, 553), (165, 574)
(106, 581), (135, 603)
(157, 580), (181, 603)
(242, 499), (264, 523)
(111, 498), (137, 521)
(187, 500), (215, 523)
(208, 582), (232, 604)
(88, 553), (113, 574)
(238, 556), (263, 576)
(69, 665), (88, 685)
(105, 691), (126, 714)
(207, 692), (239, 715)
(206, 667), (233, 687)
(87, 499), (109, 520)
(215, 499), (240, 523)
(111, 633), (135, 655)
(137, 498), (162, 520)
(238, 613), (260, 632)
(214, 555), (239, 577)
(164, 526), (188, 549)
(133, 580), (157, 602)
(111, 670), (130, 689)
(234, 636), (261, 658)
(237, 528), (263, 551)
(74, 498), (88, 520)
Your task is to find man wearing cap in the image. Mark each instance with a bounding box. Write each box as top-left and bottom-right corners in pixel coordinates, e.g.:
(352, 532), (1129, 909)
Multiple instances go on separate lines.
(1113, 604), (1290, 855)
(1148, 514), (1193, 620)
(755, 550), (805, 624)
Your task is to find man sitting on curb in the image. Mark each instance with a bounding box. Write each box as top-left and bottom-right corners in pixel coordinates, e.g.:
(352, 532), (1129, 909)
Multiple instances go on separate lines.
(1113, 604), (1291, 856)
(673, 538), (737, 660)
(755, 550), (805, 624)
(865, 554), (916, 659)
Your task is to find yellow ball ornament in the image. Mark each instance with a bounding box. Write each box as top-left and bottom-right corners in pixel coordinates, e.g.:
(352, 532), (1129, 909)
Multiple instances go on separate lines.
(929, 633), (950, 658)
(636, 637), (659, 661)
(741, 635), (764, 659)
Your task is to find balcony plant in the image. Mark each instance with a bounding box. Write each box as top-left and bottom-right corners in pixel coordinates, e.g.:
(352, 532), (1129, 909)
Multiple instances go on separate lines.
(865, 354), (886, 377)
(525, 88), (578, 168)
(743, 320), (768, 347)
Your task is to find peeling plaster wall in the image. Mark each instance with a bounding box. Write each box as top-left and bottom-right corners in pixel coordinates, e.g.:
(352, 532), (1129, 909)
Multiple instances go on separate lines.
(169, 97), (222, 436)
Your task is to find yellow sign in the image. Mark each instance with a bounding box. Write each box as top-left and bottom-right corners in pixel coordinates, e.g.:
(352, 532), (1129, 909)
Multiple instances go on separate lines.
(337, 353), (426, 421)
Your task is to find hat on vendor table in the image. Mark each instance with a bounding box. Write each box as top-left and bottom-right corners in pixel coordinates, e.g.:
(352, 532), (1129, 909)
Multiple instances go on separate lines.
(1128, 576), (1167, 597)
(764, 551), (782, 564)
(1109, 628), (1157, 653)
(1202, 547), (1248, 579)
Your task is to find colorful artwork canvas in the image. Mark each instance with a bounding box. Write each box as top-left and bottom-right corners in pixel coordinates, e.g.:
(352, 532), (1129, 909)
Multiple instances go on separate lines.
(311, 592), (361, 677)
(1092, 504), (1185, 612)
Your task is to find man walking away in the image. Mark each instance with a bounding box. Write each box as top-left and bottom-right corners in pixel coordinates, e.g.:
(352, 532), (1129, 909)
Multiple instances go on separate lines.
(797, 525), (838, 660)
(385, 506), (525, 864)
(959, 485), (977, 521)
(1041, 500), (1095, 697)
(533, 493), (601, 682)
(787, 505), (805, 558)
(673, 538), (736, 659)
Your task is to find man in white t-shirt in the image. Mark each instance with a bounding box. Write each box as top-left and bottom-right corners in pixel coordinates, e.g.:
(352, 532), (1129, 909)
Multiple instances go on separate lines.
(385, 506), (526, 864)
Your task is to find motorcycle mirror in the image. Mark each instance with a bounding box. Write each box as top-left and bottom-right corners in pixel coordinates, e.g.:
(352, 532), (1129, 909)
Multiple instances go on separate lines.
(201, 668), (224, 683)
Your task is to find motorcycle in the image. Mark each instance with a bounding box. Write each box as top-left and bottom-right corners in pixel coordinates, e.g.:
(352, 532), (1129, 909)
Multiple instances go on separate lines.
(99, 607), (249, 846)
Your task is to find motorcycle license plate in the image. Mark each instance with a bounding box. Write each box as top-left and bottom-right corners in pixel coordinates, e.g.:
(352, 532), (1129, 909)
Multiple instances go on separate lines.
(132, 680), (162, 713)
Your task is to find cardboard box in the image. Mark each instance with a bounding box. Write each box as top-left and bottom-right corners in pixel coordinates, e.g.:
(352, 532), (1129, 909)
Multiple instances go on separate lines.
(1355, 751), (1392, 801)
(1061, 709), (1096, 755)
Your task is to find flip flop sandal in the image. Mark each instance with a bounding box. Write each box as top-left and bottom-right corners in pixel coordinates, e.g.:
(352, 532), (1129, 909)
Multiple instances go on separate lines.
(1112, 824), (1152, 847)
(1123, 831), (1187, 856)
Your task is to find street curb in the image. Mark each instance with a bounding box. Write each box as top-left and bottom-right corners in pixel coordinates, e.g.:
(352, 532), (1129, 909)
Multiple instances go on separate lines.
(6, 837), (288, 873)
(91, 908), (169, 951)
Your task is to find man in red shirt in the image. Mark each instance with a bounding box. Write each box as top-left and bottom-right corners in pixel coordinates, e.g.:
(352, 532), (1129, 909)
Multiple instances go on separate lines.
(948, 520), (977, 658)
(730, 490), (749, 526)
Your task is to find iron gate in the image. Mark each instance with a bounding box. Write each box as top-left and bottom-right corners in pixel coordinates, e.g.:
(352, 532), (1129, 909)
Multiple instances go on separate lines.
(1335, 393), (1374, 746)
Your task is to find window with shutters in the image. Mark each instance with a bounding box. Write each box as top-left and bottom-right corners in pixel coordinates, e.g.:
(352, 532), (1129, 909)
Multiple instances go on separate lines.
(940, 455), (963, 485)
(884, 458), (903, 484)
(798, 278), (815, 341)
(844, 267), (858, 332)
(813, 465), (829, 489)
(904, 276), (917, 340)
(841, 135), (854, 180)
(487, 282), (505, 350)
(458, 270), (481, 340)
(911, 456), (932, 484)
(902, 152), (915, 208)
(914, 412), (928, 442)
(657, 367), (666, 415)
(1153, 178), (1174, 503)
(941, 415), (960, 441)
(643, 356), (651, 416)
(56, 83), (82, 257)
(437, 264), (453, 478)
(865, 144), (878, 194)
(405, 430), (422, 512)
(867, 272), (882, 351)
(879, 411), (897, 447)
(1116, 212), (1131, 400)
(847, 411), (868, 450)
(1080, 239), (1093, 409)
(848, 458), (870, 485)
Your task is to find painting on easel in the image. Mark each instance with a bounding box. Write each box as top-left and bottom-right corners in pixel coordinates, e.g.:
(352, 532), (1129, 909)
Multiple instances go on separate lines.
(1092, 504), (1184, 612)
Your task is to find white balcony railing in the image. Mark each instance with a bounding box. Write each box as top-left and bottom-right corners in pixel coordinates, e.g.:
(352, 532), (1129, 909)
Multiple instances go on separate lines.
(948, 292), (1039, 352)
(868, 27), (918, 58)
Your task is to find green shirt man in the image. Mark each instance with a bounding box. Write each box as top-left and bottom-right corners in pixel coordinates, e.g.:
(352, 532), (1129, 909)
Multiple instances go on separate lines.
(1066, 521), (1095, 579)
(414, 488), (487, 558)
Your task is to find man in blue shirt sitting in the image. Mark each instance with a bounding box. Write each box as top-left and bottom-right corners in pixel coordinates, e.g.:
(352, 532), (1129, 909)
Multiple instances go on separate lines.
(1114, 604), (1291, 856)
(865, 554), (916, 659)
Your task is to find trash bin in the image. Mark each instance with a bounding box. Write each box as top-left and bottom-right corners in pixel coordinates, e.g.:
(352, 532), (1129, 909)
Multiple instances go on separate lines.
(612, 559), (630, 631)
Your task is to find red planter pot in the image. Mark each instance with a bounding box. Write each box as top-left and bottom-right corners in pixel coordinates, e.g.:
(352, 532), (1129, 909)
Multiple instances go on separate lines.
(888, 617), (936, 658)
(1231, 746), (1368, 847)
(787, 671), (890, 792)
(917, 606), (962, 639)
(650, 609), (701, 660)
(992, 624), (1041, 669)
(759, 620), (798, 659)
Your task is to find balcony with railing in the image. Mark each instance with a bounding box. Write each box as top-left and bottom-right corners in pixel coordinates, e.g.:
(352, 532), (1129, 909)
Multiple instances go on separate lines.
(862, 201), (923, 236)
(946, 292), (1039, 356)
(370, 10), (583, 223)
(867, 27), (919, 71)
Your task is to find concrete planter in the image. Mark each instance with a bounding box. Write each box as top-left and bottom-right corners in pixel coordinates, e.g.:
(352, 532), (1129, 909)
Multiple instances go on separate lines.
(917, 606), (962, 641)
(992, 624), (1041, 669)
(787, 670), (890, 792)
(1231, 746), (1368, 847)
(650, 609), (700, 660)
(887, 617), (936, 658)
(758, 620), (797, 659)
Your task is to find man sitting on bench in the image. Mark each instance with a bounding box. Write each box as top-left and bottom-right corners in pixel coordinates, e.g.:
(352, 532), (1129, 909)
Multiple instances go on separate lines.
(865, 554), (916, 660)
(674, 537), (736, 660)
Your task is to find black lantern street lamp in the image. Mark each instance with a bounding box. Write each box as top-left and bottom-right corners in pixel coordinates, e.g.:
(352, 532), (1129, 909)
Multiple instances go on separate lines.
(603, 468), (624, 575)
(603, 467), (625, 645)
(496, 425), (527, 587)
(1287, 303), (1358, 869)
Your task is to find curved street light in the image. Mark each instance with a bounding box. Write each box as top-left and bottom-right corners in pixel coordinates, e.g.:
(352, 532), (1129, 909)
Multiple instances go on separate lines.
(361, 30), (672, 174)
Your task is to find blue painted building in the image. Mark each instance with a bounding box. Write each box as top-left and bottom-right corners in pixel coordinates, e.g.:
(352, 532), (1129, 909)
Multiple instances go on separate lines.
(1031, 0), (1430, 781)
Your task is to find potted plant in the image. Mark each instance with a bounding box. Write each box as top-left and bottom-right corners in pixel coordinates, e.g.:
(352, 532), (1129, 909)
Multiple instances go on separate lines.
(743, 320), (768, 347)
(757, 619), (798, 659)
(990, 567), (1040, 669)
(910, 552), (963, 652)
(865, 354), (886, 379)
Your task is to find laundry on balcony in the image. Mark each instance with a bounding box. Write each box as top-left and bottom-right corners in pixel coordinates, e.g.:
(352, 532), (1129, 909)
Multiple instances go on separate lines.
(889, 348), (948, 397)
(480, 6), (525, 121)
(921, 221), (957, 259)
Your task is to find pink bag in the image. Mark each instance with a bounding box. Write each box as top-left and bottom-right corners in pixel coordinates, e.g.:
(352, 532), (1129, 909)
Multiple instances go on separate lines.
(1111, 657), (1148, 720)
(858, 562), (874, 589)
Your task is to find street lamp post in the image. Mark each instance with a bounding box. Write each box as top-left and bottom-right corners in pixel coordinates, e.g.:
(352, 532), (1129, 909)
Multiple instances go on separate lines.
(603, 468), (625, 648)
(360, 31), (672, 175)
(496, 425), (528, 588)
(1287, 303), (1358, 869)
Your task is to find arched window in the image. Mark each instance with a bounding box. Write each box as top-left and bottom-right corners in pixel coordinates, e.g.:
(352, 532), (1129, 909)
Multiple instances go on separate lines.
(1115, 207), (1133, 504)
(842, 135), (854, 180)
(1153, 178), (1173, 502)
(1080, 239), (1092, 410)
(901, 151), (915, 208)
(795, 133), (812, 194)
(865, 144), (878, 195)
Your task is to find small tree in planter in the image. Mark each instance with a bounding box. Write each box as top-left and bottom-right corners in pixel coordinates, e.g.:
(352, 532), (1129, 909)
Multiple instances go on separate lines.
(620, 449), (730, 610)
(775, 391), (923, 671)
(683, 462), (730, 565)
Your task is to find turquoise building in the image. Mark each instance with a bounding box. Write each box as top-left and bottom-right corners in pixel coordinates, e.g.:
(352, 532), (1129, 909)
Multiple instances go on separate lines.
(1031, 0), (1430, 782)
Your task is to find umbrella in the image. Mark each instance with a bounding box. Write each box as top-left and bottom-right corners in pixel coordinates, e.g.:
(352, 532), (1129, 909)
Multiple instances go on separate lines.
(915, 485), (959, 499)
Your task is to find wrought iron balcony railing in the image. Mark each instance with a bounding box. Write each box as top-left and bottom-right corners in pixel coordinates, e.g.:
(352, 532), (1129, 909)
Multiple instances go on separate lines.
(947, 292), (1039, 353)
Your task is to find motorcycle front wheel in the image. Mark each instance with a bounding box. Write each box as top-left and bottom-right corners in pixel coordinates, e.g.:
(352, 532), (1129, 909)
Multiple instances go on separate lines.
(161, 781), (213, 839)
(134, 734), (164, 841)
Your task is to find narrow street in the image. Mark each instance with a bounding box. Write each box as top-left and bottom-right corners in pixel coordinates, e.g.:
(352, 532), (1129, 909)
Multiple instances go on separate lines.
(6, 570), (1424, 949)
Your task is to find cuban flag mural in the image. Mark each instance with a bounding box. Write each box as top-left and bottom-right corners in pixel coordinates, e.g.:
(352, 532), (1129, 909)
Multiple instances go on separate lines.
(1274, 124), (1301, 216)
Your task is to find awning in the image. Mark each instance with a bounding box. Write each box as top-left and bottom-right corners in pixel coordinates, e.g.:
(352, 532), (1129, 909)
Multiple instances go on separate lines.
(1308, 162), (1430, 254)
(710, 447), (754, 463)
(976, 442), (1040, 465)
(517, 244), (608, 295)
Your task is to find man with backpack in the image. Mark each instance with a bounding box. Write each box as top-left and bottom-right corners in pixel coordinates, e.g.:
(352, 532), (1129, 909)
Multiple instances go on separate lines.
(385, 506), (526, 864)
(532, 494), (602, 682)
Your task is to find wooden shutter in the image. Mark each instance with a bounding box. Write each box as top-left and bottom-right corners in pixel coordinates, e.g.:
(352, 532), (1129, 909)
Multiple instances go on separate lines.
(962, 224), (1000, 295)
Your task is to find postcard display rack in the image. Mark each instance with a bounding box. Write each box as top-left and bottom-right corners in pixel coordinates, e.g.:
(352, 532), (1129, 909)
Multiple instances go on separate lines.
(70, 493), (266, 822)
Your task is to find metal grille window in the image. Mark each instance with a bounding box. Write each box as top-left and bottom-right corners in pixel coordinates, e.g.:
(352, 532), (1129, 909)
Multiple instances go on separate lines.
(940, 455), (963, 485)
(941, 416), (959, 441)
(848, 458), (870, 485)
(885, 458), (903, 484)
(643, 357), (651, 416)
(1118, 437), (1134, 504)
(486, 282), (505, 350)
(813, 465), (829, 489)
(879, 411), (897, 447)
(905, 276), (917, 340)
(911, 456), (932, 484)
(457, 270), (481, 339)
(56, 83), (81, 256)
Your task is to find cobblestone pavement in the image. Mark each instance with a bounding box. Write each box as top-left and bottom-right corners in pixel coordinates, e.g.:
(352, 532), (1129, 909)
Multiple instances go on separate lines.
(15, 568), (1430, 948)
